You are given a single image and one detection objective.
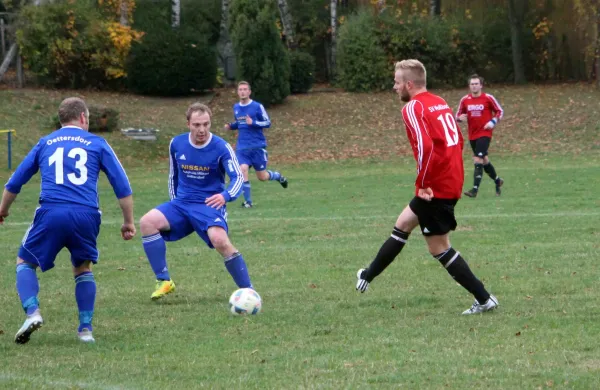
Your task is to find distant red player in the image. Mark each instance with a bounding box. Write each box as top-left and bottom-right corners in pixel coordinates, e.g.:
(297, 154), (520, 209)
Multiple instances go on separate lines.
(355, 59), (498, 315)
(456, 74), (504, 197)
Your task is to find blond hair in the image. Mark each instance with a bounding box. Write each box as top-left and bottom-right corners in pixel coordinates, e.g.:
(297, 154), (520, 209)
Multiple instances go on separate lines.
(186, 102), (212, 121)
(237, 81), (250, 88)
(394, 59), (427, 87)
(58, 97), (88, 125)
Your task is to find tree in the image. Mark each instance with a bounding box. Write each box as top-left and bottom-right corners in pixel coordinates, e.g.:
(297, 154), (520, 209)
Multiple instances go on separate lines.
(596, 4), (600, 87)
(430, 0), (441, 16)
(172, 0), (180, 28)
(229, 0), (290, 106)
(120, 0), (128, 26)
(217, 0), (235, 82)
(507, 0), (527, 84)
(277, 0), (295, 49)
(330, 0), (337, 79)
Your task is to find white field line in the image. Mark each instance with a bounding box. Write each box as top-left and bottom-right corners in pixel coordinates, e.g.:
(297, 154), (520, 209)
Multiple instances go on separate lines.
(0, 373), (131, 390)
(2, 210), (599, 228)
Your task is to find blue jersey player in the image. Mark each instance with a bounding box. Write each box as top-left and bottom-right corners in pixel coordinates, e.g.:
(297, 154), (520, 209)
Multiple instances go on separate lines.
(0, 97), (135, 344)
(223, 81), (288, 208)
(140, 103), (252, 299)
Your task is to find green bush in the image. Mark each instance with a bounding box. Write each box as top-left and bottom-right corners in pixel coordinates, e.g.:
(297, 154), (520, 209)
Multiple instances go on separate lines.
(51, 105), (120, 133)
(126, 28), (217, 96)
(289, 51), (316, 93)
(229, 0), (290, 106)
(336, 10), (390, 92)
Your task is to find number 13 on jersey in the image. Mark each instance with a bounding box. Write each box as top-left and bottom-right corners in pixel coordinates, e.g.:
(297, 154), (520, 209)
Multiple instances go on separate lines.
(437, 113), (460, 147)
(49, 147), (88, 185)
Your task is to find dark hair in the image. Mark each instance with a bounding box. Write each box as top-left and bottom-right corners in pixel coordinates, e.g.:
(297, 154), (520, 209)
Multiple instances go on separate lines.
(58, 97), (88, 124)
(469, 74), (484, 85)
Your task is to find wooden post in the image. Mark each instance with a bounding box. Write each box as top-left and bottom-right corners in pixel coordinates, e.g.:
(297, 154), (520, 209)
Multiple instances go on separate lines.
(17, 49), (23, 88)
(1, 18), (5, 59)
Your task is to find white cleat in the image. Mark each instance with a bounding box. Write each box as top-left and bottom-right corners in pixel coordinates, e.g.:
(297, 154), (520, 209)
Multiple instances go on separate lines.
(462, 294), (499, 315)
(78, 328), (95, 343)
(356, 268), (369, 293)
(15, 311), (44, 344)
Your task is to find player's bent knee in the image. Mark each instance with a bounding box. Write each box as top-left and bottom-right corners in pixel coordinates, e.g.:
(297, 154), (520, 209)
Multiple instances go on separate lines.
(425, 235), (451, 256)
(140, 209), (169, 234)
(256, 171), (269, 181)
(73, 261), (92, 275)
(16, 257), (37, 268)
(208, 228), (234, 253)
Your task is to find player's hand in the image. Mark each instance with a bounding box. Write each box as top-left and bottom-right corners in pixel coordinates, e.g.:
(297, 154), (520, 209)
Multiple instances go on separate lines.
(224, 124), (231, 131)
(0, 209), (8, 225)
(245, 116), (253, 125)
(484, 120), (496, 130)
(458, 114), (468, 122)
(121, 223), (136, 240)
(206, 194), (226, 209)
(417, 188), (434, 201)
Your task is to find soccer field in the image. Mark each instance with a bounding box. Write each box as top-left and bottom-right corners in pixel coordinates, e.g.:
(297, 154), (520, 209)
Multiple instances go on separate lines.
(1, 154), (599, 389)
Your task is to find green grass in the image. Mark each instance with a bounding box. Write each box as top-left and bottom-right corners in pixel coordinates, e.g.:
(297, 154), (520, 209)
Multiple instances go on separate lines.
(1, 153), (600, 389)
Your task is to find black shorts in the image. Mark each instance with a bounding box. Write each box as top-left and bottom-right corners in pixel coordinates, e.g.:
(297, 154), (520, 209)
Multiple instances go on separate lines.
(409, 197), (458, 236)
(470, 136), (491, 157)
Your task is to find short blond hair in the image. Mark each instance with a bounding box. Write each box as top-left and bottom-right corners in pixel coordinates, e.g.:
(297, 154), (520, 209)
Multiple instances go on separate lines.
(395, 59), (427, 87)
(186, 102), (212, 121)
(237, 81), (250, 88)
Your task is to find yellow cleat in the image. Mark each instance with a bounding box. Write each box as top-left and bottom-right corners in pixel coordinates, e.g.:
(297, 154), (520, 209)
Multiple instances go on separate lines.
(151, 280), (175, 300)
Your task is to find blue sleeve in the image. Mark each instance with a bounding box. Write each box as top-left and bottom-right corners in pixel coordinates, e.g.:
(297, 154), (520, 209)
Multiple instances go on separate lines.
(253, 104), (271, 129)
(229, 105), (239, 130)
(4, 140), (42, 194)
(168, 139), (178, 200)
(220, 143), (244, 202)
(100, 141), (132, 199)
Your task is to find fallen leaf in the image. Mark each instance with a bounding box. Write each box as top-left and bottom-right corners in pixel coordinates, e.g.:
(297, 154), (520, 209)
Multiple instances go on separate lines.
(515, 331), (521, 336)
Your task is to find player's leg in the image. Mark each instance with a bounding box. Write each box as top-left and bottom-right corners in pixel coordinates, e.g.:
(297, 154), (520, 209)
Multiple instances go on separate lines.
(465, 137), (485, 198)
(67, 210), (101, 343)
(14, 208), (65, 344)
(421, 199), (498, 314)
(72, 261), (96, 343)
(356, 203), (419, 292)
(236, 149), (253, 208)
(255, 149), (288, 188)
(206, 226), (252, 289)
(140, 203), (192, 299)
(482, 152), (504, 196)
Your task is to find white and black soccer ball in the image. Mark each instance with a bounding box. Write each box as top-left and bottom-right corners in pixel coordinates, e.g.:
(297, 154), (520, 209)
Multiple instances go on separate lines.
(228, 288), (262, 315)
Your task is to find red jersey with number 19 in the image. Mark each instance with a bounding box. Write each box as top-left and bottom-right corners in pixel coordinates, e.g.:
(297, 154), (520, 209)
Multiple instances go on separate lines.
(401, 91), (464, 199)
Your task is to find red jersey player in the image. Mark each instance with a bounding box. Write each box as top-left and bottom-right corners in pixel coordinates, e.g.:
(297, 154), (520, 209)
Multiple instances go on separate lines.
(456, 74), (504, 197)
(356, 60), (498, 315)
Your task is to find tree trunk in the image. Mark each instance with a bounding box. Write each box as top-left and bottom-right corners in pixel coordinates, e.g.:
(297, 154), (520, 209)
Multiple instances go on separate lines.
(430, 0), (441, 16)
(0, 42), (17, 83)
(507, 0), (527, 84)
(217, 0), (235, 83)
(596, 4), (600, 87)
(330, 0), (337, 79)
(172, 0), (181, 28)
(277, 0), (296, 49)
(120, 0), (128, 26)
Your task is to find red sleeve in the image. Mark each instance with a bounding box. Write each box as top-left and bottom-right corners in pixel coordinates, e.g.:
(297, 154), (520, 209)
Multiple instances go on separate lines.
(402, 100), (434, 190)
(487, 94), (504, 121)
(456, 96), (467, 121)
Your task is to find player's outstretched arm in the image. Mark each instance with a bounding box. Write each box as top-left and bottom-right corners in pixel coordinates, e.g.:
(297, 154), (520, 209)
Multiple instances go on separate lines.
(118, 194), (136, 240)
(0, 189), (18, 224)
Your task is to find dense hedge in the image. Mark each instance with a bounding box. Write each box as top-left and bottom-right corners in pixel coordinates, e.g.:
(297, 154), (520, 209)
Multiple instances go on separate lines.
(289, 51), (316, 93)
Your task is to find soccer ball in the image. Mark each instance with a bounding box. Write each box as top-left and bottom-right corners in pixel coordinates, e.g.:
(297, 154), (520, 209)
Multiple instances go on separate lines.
(228, 288), (262, 315)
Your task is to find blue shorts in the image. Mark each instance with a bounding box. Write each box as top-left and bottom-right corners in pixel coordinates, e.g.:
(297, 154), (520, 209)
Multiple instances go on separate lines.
(19, 205), (101, 272)
(236, 148), (268, 171)
(156, 200), (228, 248)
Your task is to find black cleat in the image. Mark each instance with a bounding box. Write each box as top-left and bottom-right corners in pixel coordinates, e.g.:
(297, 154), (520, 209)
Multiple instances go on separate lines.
(495, 178), (504, 196)
(464, 189), (478, 198)
(241, 201), (253, 208)
(279, 176), (288, 189)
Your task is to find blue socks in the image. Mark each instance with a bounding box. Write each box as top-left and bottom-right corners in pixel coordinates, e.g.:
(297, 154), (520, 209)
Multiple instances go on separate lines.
(143, 233), (170, 280)
(74, 271), (96, 332)
(224, 252), (252, 288)
(242, 181), (252, 204)
(16, 263), (39, 316)
(268, 170), (282, 181)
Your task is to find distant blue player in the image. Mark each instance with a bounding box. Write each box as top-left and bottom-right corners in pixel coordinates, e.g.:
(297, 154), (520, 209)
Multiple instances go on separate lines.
(0, 97), (136, 344)
(224, 81), (288, 208)
(140, 103), (252, 299)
